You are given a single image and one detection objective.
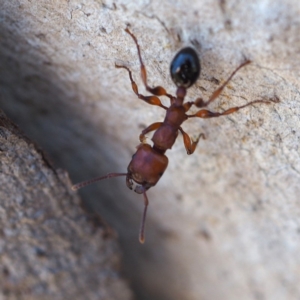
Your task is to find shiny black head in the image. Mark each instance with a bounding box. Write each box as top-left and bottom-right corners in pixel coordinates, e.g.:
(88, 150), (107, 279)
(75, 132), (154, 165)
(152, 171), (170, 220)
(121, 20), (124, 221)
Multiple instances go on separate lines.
(170, 47), (200, 88)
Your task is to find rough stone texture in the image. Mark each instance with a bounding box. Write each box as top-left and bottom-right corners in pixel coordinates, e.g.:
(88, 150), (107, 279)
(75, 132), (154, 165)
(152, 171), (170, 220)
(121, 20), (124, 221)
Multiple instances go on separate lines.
(0, 1), (300, 300)
(0, 111), (133, 300)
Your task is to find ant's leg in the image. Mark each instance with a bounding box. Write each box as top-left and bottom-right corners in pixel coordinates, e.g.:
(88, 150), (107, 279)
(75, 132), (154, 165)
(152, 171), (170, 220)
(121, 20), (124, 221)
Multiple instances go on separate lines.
(116, 64), (167, 110)
(183, 101), (194, 112)
(193, 60), (251, 108)
(139, 122), (163, 142)
(179, 127), (205, 155)
(188, 99), (272, 119)
(125, 27), (174, 102)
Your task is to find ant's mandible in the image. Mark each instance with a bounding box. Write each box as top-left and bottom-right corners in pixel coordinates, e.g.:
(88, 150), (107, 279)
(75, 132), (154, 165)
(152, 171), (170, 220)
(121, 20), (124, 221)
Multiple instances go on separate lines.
(72, 27), (272, 243)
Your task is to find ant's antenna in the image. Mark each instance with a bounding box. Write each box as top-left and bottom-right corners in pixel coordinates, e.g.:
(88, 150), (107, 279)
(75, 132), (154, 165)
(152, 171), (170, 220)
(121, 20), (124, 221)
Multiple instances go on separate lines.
(72, 173), (149, 244)
(72, 173), (127, 190)
(139, 190), (149, 244)
(72, 172), (150, 244)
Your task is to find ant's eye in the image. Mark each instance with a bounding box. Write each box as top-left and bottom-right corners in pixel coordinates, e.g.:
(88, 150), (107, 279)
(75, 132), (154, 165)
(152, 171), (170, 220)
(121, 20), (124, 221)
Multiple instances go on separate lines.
(170, 47), (200, 88)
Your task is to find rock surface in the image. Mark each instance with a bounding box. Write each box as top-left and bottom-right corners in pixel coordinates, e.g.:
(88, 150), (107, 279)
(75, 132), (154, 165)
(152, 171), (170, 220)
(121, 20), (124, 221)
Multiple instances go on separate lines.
(1, 1), (300, 300)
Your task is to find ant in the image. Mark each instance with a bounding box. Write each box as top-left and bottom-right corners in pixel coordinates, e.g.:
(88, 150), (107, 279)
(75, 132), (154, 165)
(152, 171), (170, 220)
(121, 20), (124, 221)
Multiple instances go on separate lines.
(72, 27), (273, 243)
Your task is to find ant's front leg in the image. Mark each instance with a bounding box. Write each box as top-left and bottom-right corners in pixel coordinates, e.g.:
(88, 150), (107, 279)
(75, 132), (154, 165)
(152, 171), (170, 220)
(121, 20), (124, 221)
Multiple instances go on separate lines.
(139, 122), (163, 143)
(124, 27), (174, 104)
(115, 64), (167, 110)
(179, 127), (205, 155)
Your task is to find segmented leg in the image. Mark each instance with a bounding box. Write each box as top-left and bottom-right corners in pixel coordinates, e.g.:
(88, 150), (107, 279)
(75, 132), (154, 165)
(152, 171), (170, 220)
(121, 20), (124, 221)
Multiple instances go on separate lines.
(125, 27), (174, 103)
(139, 122), (163, 142)
(188, 99), (272, 119)
(183, 101), (194, 112)
(193, 60), (251, 108)
(179, 127), (205, 155)
(115, 64), (167, 109)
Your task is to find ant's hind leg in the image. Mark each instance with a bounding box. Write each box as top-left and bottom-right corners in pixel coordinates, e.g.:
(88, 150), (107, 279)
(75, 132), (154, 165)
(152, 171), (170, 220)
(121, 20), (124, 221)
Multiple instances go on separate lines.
(194, 60), (251, 108)
(115, 64), (167, 110)
(179, 127), (205, 155)
(124, 27), (174, 102)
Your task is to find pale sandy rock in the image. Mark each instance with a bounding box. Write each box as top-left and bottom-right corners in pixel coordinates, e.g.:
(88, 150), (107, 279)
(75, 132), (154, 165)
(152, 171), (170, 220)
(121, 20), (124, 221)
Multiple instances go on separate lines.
(0, 1), (300, 300)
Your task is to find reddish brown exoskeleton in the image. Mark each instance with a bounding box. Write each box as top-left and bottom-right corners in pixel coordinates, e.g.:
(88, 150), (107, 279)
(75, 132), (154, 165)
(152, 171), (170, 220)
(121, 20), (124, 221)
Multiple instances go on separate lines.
(72, 27), (274, 243)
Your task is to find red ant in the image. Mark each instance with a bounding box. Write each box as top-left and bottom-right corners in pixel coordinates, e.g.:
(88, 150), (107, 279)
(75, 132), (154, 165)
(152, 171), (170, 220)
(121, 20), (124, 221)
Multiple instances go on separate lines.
(72, 27), (273, 243)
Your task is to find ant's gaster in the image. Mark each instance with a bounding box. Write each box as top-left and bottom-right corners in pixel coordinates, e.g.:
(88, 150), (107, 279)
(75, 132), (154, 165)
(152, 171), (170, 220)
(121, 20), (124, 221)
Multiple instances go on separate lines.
(72, 27), (273, 243)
